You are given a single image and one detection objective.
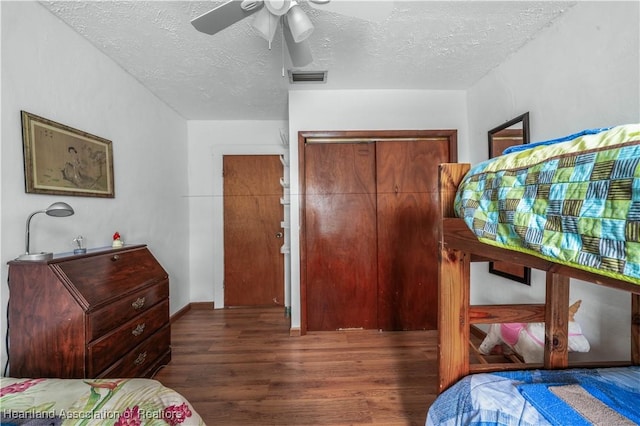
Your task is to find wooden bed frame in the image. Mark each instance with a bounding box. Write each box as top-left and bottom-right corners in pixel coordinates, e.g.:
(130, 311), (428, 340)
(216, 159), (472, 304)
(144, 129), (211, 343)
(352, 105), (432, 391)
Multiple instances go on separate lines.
(437, 163), (640, 393)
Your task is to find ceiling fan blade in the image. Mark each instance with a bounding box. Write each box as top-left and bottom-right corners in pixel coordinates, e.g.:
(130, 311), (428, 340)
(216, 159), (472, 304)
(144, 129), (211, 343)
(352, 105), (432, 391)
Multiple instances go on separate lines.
(283, 21), (313, 67)
(191, 0), (262, 35)
(308, 0), (394, 24)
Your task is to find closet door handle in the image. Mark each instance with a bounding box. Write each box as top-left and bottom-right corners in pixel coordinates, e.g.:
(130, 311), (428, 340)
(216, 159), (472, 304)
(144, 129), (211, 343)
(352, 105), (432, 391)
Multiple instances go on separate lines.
(275, 232), (283, 238)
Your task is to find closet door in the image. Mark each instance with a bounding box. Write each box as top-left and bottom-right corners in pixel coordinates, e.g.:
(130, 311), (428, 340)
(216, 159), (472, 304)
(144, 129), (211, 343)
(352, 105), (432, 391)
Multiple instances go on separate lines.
(304, 142), (377, 331)
(376, 139), (452, 330)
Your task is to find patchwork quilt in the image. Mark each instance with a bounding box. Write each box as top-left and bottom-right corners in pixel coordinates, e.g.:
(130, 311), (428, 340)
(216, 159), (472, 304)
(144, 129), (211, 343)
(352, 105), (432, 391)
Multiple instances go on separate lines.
(455, 123), (640, 284)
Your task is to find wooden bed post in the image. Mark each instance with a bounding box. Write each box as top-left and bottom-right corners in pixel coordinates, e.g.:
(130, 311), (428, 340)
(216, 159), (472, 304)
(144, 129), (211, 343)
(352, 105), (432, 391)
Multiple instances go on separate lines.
(438, 163), (471, 392)
(544, 272), (570, 368)
(438, 246), (470, 392)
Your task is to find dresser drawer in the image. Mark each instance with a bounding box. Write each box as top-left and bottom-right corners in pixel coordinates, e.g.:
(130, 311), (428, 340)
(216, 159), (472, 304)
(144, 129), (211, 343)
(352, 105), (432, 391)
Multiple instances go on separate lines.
(87, 300), (169, 377)
(98, 324), (171, 378)
(87, 280), (168, 340)
(55, 247), (168, 309)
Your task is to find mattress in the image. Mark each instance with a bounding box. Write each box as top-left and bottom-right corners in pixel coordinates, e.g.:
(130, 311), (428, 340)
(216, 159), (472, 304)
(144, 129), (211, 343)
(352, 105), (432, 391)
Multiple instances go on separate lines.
(0, 377), (205, 425)
(455, 123), (640, 284)
(426, 366), (640, 426)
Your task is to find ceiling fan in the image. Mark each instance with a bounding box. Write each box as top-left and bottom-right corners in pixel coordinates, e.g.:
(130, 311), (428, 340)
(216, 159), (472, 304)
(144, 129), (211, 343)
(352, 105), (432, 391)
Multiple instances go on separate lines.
(191, 0), (393, 67)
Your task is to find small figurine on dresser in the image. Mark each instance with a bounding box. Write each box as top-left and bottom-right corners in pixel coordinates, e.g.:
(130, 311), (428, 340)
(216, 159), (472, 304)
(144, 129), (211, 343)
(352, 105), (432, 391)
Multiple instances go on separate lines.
(112, 231), (124, 248)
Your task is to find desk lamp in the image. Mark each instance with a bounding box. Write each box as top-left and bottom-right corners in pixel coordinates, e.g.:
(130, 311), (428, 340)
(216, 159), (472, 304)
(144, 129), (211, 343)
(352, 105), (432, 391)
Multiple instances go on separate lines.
(17, 202), (74, 261)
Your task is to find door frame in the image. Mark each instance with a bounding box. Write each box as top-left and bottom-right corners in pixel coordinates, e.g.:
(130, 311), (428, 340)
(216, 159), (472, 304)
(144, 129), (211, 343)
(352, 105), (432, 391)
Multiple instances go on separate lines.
(298, 129), (458, 334)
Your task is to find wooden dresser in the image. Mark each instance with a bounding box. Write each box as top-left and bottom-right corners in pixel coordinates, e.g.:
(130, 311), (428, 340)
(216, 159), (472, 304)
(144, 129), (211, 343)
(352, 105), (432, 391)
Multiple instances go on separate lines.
(7, 244), (171, 379)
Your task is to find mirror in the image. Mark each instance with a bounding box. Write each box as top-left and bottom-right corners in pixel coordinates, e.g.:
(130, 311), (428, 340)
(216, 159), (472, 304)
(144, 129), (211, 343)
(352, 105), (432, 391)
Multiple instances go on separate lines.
(488, 112), (530, 157)
(487, 112), (531, 285)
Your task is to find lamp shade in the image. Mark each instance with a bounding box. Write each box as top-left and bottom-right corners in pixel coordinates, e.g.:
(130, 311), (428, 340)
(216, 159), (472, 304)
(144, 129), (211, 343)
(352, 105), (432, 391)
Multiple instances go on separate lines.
(286, 4), (314, 43)
(45, 202), (75, 217)
(283, 18), (313, 66)
(252, 6), (280, 43)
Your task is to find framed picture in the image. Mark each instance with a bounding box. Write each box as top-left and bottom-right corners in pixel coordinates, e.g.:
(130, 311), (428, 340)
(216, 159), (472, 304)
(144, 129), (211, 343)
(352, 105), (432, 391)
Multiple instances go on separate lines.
(21, 111), (115, 198)
(487, 112), (531, 285)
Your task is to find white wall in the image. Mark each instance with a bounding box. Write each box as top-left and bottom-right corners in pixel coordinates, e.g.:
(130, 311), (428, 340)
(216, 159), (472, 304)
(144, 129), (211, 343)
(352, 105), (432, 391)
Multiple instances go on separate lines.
(288, 89), (468, 329)
(187, 120), (288, 306)
(466, 1), (640, 361)
(0, 2), (190, 371)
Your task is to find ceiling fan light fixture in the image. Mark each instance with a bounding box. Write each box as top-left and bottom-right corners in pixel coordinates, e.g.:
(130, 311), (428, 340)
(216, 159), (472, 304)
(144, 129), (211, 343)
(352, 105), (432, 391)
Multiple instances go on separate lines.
(283, 19), (313, 66)
(265, 0), (292, 16)
(286, 4), (314, 43)
(252, 6), (280, 42)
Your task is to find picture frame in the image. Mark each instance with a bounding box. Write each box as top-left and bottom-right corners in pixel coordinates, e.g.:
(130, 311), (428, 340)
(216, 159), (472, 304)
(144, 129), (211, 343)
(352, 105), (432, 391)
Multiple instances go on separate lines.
(487, 112), (531, 285)
(21, 111), (115, 198)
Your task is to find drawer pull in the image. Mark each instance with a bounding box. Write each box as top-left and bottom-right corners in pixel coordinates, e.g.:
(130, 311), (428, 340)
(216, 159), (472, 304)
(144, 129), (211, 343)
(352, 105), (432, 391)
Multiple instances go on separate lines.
(134, 351), (147, 366)
(132, 323), (146, 336)
(111, 254), (120, 261)
(131, 297), (146, 310)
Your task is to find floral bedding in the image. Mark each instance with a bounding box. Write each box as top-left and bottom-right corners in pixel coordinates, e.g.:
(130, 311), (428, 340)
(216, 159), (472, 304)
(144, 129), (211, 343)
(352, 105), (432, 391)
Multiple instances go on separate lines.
(455, 123), (640, 284)
(0, 377), (205, 425)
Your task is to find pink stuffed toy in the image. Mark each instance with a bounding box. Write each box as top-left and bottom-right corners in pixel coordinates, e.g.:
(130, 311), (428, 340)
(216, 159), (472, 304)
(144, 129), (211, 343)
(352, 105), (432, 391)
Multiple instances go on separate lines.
(478, 300), (590, 363)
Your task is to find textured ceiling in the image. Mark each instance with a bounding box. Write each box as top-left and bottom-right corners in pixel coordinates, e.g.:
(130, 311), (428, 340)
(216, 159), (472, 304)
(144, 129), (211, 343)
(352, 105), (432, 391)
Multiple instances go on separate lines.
(41, 1), (576, 120)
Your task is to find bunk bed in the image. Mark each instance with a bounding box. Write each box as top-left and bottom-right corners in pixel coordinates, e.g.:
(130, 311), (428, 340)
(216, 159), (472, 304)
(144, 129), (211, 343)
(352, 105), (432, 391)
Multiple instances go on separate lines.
(427, 124), (640, 425)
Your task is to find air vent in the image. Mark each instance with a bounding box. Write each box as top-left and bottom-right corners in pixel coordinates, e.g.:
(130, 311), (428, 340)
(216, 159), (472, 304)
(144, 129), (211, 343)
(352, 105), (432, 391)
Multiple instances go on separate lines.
(288, 70), (328, 84)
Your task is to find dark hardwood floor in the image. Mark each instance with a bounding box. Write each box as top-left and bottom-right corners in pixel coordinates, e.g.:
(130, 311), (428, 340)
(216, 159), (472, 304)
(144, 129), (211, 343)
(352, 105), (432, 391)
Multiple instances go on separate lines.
(153, 306), (439, 426)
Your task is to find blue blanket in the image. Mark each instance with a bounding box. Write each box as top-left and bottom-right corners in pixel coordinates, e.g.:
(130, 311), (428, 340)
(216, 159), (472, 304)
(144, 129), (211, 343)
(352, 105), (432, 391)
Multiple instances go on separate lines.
(425, 367), (640, 426)
(502, 127), (612, 154)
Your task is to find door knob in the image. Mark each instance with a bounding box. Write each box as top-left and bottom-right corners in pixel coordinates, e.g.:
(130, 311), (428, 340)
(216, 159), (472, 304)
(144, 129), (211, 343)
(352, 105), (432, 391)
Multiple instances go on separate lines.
(275, 232), (284, 238)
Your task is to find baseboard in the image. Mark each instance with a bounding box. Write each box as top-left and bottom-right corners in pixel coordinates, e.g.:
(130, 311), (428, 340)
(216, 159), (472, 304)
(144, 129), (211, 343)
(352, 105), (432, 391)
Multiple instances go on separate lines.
(289, 327), (301, 337)
(170, 301), (215, 323)
(190, 301), (215, 310)
(170, 304), (190, 323)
